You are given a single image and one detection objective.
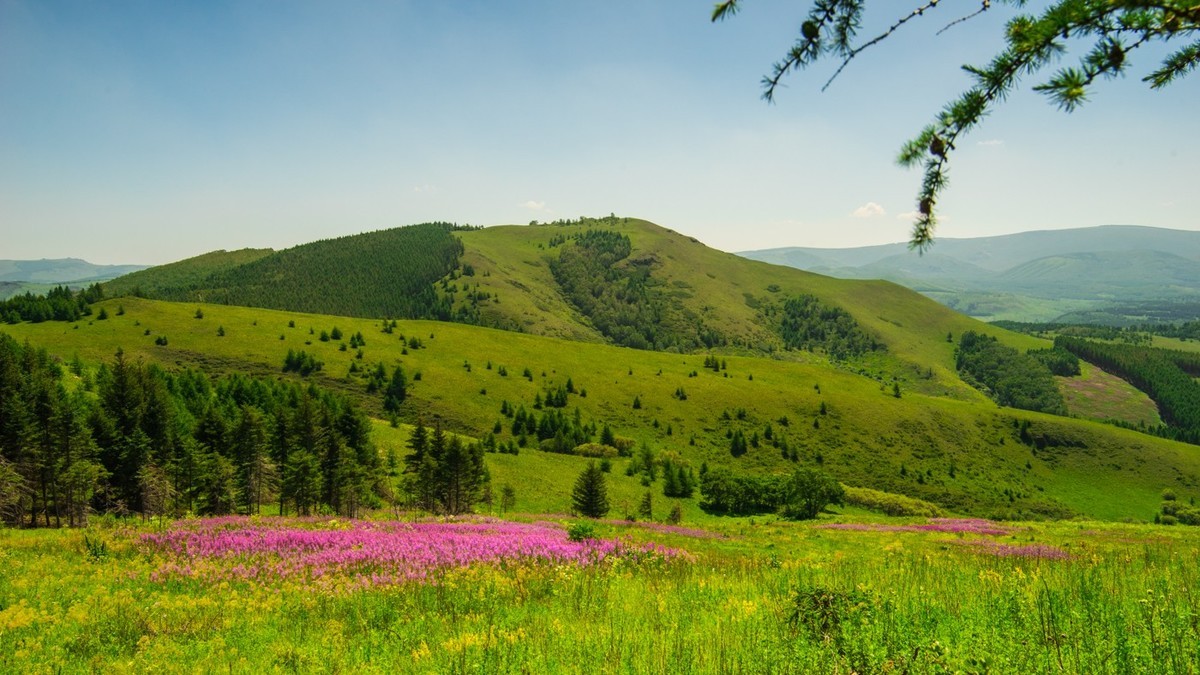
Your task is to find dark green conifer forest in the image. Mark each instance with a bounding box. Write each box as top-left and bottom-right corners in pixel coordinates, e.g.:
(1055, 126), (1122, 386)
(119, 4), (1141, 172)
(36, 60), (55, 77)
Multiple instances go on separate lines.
(107, 223), (470, 320)
(0, 333), (486, 526)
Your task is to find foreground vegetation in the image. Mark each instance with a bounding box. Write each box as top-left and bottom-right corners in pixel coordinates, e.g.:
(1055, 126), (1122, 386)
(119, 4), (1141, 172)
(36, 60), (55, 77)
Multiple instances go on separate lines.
(2, 513), (1198, 673)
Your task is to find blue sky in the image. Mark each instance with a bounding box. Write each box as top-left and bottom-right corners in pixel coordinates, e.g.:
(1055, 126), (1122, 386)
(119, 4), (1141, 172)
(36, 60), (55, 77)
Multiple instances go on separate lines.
(2, 0), (1196, 264)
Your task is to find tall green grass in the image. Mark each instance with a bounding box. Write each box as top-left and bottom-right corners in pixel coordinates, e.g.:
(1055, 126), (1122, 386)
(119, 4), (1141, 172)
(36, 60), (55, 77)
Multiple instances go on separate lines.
(1, 517), (1198, 673)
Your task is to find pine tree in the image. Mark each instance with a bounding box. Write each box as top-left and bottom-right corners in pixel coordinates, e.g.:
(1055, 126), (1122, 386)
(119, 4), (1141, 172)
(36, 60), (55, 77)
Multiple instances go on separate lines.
(284, 449), (322, 516)
(600, 425), (617, 449)
(500, 484), (517, 514)
(383, 367), (407, 413)
(667, 502), (683, 524)
(571, 462), (610, 518)
(638, 490), (653, 520)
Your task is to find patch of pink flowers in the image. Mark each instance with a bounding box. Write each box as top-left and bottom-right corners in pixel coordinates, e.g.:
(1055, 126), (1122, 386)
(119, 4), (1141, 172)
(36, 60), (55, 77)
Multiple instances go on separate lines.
(142, 517), (689, 586)
(818, 518), (1012, 536)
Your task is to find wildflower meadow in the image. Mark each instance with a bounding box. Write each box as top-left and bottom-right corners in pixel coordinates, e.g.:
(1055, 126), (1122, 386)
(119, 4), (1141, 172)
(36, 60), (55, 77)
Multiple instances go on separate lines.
(2, 513), (1199, 673)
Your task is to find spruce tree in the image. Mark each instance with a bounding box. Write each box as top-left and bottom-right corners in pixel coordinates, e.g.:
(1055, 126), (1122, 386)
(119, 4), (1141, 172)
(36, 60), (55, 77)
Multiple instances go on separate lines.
(383, 367), (407, 413)
(571, 461), (610, 518)
(638, 490), (653, 520)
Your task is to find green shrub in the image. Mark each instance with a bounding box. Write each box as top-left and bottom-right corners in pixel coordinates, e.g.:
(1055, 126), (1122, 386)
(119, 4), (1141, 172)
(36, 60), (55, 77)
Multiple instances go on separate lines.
(842, 485), (945, 517)
(567, 521), (597, 542)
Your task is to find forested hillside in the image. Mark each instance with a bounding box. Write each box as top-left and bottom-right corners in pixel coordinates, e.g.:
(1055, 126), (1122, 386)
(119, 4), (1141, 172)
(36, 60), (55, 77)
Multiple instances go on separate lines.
(6, 298), (1200, 521)
(955, 331), (1066, 415)
(548, 229), (723, 351)
(105, 224), (468, 319)
(104, 248), (273, 298)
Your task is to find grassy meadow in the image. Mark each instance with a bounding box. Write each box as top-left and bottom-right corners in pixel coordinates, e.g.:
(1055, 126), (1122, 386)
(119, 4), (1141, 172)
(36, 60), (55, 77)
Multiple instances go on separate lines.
(1058, 362), (1163, 428)
(2, 513), (1199, 673)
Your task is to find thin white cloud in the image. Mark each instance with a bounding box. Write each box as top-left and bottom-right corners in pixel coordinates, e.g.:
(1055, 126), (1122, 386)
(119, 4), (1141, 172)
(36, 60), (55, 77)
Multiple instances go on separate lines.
(977, 139), (1004, 147)
(412, 184), (436, 193)
(520, 200), (548, 211)
(851, 202), (886, 218)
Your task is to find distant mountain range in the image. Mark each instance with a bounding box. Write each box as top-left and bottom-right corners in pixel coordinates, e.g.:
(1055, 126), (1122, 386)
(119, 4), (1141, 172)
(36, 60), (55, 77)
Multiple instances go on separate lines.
(0, 258), (148, 284)
(740, 226), (1200, 324)
(0, 258), (150, 300)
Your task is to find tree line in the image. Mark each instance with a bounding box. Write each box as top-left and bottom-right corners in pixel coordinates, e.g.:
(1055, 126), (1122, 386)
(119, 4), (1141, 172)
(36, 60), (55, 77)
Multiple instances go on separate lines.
(0, 334), (398, 526)
(1, 284), (103, 324)
(699, 465), (844, 520)
(956, 331), (1066, 415)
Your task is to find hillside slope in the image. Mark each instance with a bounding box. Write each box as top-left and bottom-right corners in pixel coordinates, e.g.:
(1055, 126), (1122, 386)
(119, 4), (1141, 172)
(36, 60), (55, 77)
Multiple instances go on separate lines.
(455, 218), (1045, 398)
(105, 218), (1046, 399)
(6, 297), (1196, 521)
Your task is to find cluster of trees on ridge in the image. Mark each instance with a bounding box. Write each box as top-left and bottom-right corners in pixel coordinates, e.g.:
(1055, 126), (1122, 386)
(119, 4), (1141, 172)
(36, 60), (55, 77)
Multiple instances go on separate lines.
(1, 284), (103, 324)
(549, 229), (724, 352)
(955, 331), (1066, 415)
(551, 228), (883, 358)
(0, 335), (491, 527)
(775, 294), (883, 360)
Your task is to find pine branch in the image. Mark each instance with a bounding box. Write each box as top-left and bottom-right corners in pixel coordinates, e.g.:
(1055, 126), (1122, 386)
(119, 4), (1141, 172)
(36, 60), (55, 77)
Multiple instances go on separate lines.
(823, 0), (945, 91)
(938, 0), (992, 36)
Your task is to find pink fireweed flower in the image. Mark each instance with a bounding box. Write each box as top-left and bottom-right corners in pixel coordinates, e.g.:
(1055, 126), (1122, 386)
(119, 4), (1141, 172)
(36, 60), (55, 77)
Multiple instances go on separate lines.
(142, 517), (689, 587)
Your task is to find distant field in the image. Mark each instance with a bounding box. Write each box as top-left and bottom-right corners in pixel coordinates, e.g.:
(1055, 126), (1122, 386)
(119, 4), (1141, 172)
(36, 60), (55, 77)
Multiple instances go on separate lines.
(1152, 335), (1200, 353)
(1059, 362), (1163, 427)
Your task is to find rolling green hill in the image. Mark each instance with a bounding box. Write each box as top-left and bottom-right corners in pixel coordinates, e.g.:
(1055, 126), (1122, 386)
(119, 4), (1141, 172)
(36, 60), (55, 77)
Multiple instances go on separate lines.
(0, 258), (147, 283)
(6, 296), (1199, 522)
(35, 218), (1198, 522)
(105, 218), (1048, 400)
(452, 218), (1046, 399)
